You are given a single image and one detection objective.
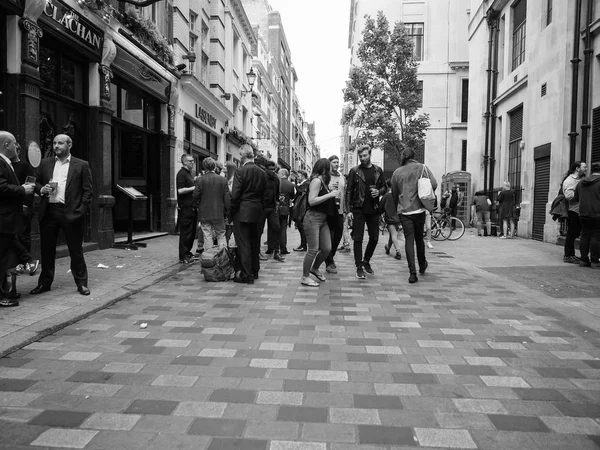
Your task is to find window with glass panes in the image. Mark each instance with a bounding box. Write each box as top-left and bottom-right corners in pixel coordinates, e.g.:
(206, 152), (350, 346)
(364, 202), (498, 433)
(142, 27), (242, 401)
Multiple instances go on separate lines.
(512, 0), (527, 71)
(405, 23), (424, 61)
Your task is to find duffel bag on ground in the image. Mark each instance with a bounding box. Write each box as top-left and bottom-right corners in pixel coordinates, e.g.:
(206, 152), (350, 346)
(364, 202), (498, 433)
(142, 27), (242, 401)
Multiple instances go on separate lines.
(201, 247), (235, 282)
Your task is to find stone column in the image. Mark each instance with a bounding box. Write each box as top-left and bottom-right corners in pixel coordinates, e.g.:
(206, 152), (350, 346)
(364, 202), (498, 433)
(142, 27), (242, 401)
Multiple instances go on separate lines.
(162, 84), (178, 233)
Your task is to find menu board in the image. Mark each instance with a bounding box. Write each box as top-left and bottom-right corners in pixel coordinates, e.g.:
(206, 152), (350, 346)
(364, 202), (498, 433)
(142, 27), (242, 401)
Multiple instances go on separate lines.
(120, 131), (145, 179)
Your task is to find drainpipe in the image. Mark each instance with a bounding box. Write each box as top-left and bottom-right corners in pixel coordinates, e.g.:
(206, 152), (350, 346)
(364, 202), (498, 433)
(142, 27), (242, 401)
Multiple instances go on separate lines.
(488, 13), (500, 197)
(569, 0), (583, 164)
(580, 0), (594, 162)
(483, 11), (496, 195)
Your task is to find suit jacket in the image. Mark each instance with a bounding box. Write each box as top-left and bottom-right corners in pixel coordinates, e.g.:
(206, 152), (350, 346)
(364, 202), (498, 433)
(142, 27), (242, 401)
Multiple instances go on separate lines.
(193, 172), (230, 222)
(0, 156), (26, 233)
(36, 156), (93, 222)
(278, 178), (296, 216)
(231, 162), (268, 223)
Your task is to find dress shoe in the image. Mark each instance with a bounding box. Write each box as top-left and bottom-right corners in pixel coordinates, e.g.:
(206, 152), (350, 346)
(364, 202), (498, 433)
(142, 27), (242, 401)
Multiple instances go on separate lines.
(234, 275), (254, 284)
(273, 251), (285, 262)
(253, 271), (259, 280)
(408, 273), (418, 283)
(28, 260), (40, 276)
(281, 249), (290, 255)
(78, 286), (91, 296)
(30, 285), (51, 295)
(265, 249), (273, 254)
(259, 252), (268, 261)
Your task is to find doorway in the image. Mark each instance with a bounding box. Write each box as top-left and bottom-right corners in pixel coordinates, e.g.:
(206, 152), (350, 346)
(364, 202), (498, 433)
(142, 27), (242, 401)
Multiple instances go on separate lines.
(533, 144), (551, 242)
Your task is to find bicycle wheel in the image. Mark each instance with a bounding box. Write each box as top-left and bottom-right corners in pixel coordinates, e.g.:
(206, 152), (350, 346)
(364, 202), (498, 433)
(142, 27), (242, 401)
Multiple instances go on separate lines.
(447, 217), (465, 240)
(431, 218), (452, 241)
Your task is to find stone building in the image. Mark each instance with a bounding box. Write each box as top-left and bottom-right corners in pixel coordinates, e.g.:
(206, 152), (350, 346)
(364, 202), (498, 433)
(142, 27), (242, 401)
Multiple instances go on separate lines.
(467, 0), (600, 242)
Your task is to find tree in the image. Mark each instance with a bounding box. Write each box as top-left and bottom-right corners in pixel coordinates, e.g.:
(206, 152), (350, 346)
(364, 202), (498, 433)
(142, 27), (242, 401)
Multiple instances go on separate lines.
(343, 12), (430, 164)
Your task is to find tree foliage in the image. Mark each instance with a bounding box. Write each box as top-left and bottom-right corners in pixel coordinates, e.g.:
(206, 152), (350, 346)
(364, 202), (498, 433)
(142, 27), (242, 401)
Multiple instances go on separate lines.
(343, 12), (429, 163)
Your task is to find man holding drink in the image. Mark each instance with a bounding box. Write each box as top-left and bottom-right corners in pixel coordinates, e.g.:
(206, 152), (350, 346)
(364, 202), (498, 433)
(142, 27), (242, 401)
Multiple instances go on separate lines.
(345, 145), (387, 280)
(31, 134), (93, 296)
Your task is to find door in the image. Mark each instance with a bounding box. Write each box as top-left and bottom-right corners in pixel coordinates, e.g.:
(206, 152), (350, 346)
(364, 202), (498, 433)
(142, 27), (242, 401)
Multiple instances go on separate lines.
(533, 153), (551, 241)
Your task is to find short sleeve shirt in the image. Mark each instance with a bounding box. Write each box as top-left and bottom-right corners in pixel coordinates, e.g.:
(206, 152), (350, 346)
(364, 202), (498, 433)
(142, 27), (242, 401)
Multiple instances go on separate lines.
(176, 168), (195, 208)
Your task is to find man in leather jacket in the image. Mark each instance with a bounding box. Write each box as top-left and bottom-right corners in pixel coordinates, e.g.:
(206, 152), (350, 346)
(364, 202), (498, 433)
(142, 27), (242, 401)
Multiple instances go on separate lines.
(345, 145), (387, 279)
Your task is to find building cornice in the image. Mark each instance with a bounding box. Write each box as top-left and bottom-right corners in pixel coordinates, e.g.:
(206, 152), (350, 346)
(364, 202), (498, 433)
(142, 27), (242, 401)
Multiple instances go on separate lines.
(229, 0), (257, 48)
(180, 75), (232, 121)
(449, 61), (469, 71)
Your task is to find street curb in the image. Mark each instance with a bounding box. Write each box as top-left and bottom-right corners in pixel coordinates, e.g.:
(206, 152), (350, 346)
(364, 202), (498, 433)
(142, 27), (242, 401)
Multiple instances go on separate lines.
(0, 261), (191, 359)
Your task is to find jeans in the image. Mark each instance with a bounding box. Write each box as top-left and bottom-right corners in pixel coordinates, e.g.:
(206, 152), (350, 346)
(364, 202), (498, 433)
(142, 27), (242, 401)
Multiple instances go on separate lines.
(564, 210), (581, 257)
(325, 213), (344, 266)
(476, 211), (491, 236)
(352, 211), (379, 267)
(302, 210), (331, 277)
(178, 207), (197, 259)
(200, 219), (226, 249)
(279, 215), (289, 252)
(579, 216), (600, 263)
(263, 208), (280, 252)
(399, 212), (426, 274)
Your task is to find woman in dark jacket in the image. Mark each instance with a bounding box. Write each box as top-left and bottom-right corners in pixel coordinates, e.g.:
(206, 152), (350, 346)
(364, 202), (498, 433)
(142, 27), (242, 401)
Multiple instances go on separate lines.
(498, 181), (516, 239)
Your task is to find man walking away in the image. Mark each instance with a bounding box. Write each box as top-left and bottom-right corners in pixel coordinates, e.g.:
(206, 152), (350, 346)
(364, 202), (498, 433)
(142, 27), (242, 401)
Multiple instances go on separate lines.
(293, 170), (309, 251)
(574, 162), (600, 268)
(31, 134), (93, 296)
(278, 168), (295, 255)
(231, 145), (268, 283)
(391, 148), (438, 284)
(345, 145), (386, 279)
(325, 155), (346, 274)
(563, 161), (587, 264)
(176, 154), (197, 264)
(194, 157), (230, 250)
(263, 160), (285, 262)
(473, 190), (492, 237)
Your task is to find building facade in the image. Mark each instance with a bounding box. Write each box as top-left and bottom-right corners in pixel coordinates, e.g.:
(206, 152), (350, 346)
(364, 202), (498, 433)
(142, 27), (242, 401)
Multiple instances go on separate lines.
(467, 0), (600, 243)
(342, 0), (471, 183)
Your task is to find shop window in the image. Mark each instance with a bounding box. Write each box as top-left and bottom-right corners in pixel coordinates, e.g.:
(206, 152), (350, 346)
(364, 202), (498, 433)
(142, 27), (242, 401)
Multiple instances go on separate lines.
(39, 46), (85, 102)
(112, 83), (160, 131)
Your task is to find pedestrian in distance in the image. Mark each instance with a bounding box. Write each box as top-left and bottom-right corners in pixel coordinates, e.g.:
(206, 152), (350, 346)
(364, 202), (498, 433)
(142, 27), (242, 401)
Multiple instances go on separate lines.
(301, 158), (340, 287)
(224, 161), (237, 248)
(473, 190), (492, 237)
(379, 180), (402, 260)
(31, 134), (93, 296)
(497, 181), (517, 239)
(574, 162), (600, 268)
(193, 157), (230, 250)
(325, 155), (346, 274)
(563, 161), (587, 263)
(391, 147), (438, 284)
(176, 154), (197, 263)
(0, 131), (35, 307)
(277, 168), (295, 255)
(293, 170), (309, 252)
(345, 145), (387, 279)
(230, 145), (268, 284)
(262, 160), (285, 262)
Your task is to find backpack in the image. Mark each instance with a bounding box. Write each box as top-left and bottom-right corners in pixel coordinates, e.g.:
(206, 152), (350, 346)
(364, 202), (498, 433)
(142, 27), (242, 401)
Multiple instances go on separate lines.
(291, 190), (308, 222)
(201, 247), (235, 282)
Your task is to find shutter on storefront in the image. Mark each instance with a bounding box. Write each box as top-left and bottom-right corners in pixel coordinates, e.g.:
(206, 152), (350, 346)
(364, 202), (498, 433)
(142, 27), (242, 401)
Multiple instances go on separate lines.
(532, 144), (551, 242)
(592, 106), (600, 163)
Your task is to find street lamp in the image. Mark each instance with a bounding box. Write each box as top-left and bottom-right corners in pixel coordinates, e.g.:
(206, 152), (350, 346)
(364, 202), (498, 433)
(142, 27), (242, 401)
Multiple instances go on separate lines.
(241, 68), (257, 96)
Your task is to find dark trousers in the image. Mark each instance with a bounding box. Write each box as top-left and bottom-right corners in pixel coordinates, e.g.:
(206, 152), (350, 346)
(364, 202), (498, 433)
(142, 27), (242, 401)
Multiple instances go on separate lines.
(325, 213), (344, 266)
(264, 208), (280, 252)
(178, 207), (197, 259)
(296, 219), (307, 248)
(352, 211), (380, 266)
(279, 215), (289, 252)
(579, 216), (600, 263)
(564, 210), (581, 257)
(38, 204), (88, 288)
(399, 212), (426, 274)
(233, 218), (261, 278)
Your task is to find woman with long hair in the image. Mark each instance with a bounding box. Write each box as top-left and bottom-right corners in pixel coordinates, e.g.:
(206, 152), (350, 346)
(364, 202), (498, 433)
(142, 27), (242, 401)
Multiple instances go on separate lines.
(301, 158), (340, 287)
(498, 181), (516, 239)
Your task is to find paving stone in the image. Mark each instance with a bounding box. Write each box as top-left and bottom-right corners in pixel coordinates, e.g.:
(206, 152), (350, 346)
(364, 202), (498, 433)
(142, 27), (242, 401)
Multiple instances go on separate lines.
(123, 399), (178, 415)
(330, 408), (380, 425)
(257, 391), (303, 406)
(101, 362), (145, 373)
(207, 437), (268, 450)
(244, 421), (299, 440)
(300, 423), (355, 443)
(151, 374), (198, 387)
(283, 380), (328, 393)
(552, 402), (600, 417)
(277, 406), (327, 423)
(480, 376), (530, 388)
(187, 418), (246, 437)
(209, 389), (257, 404)
(373, 383), (421, 396)
(30, 428), (99, 448)
(357, 425), (415, 445)
(173, 401), (227, 418)
(81, 412), (141, 430)
(0, 378), (37, 392)
(29, 409), (91, 427)
(540, 416), (600, 434)
(513, 388), (568, 402)
(307, 370), (348, 382)
(269, 441), (326, 450)
(353, 394), (403, 409)
(453, 399), (508, 414)
(487, 414), (550, 432)
(59, 352), (101, 361)
(435, 412), (495, 430)
(414, 427), (478, 448)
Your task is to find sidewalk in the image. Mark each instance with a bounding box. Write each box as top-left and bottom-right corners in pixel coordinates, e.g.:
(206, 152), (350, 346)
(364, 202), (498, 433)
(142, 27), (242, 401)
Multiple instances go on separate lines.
(0, 234), (185, 357)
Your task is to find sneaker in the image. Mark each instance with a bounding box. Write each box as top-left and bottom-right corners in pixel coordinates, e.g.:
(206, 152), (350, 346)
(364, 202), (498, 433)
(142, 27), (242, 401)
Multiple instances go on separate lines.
(293, 246), (307, 252)
(339, 245), (351, 253)
(195, 248), (204, 254)
(394, 251), (402, 260)
(179, 257), (193, 264)
(356, 266), (366, 280)
(563, 256), (580, 264)
(363, 261), (374, 275)
(259, 252), (268, 261)
(28, 260), (40, 276)
(499, 236), (507, 239)
(14, 264), (26, 275)
(408, 273), (418, 283)
(265, 249), (274, 255)
(384, 244), (390, 255)
(426, 241), (433, 249)
(326, 264), (338, 274)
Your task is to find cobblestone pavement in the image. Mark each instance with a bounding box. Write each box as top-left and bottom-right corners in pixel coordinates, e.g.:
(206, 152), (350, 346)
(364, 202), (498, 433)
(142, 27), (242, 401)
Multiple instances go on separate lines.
(1, 229), (600, 449)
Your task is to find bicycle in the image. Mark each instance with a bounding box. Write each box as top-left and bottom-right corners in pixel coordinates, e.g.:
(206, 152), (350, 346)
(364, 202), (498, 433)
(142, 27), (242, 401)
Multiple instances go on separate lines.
(429, 210), (452, 241)
(432, 207), (466, 241)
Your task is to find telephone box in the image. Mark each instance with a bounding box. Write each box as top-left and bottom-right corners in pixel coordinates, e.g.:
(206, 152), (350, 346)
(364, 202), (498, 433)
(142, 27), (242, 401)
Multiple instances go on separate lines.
(441, 171), (472, 225)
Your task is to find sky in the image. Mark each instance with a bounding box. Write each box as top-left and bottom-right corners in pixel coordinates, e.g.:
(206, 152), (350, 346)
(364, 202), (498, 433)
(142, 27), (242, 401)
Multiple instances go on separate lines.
(267, 0), (350, 158)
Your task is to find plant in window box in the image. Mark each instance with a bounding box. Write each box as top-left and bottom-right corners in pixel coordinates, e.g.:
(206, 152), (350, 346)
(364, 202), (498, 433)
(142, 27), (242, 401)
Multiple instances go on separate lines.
(120, 6), (174, 66)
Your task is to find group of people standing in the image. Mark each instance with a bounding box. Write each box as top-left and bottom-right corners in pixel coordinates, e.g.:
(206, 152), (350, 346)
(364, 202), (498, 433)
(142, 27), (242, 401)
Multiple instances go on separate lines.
(0, 131), (93, 307)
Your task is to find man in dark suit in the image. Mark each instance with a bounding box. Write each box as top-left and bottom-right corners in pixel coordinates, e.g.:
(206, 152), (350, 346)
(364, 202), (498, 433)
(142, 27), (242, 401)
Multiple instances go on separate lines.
(31, 134), (93, 296)
(0, 131), (34, 307)
(277, 168), (295, 255)
(231, 145), (268, 284)
(193, 157), (230, 249)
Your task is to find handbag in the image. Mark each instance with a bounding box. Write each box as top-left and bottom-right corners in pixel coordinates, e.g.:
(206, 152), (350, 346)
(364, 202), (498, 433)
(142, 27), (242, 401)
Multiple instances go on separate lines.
(417, 165), (436, 212)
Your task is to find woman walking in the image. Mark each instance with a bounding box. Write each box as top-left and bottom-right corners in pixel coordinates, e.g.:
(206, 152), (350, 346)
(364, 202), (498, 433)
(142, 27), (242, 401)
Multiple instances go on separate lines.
(301, 158), (340, 287)
(498, 181), (517, 239)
